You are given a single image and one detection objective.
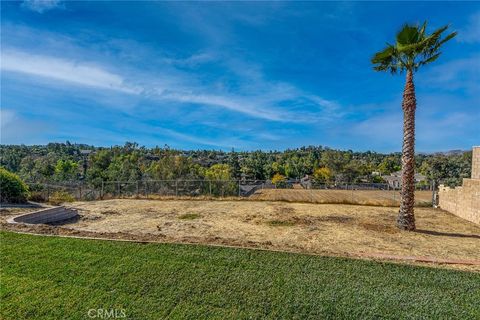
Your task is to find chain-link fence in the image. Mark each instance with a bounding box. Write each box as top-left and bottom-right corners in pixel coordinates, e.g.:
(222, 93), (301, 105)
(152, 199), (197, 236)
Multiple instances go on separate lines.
(99, 180), (273, 198)
(27, 179), (435, 206)
(27, 182), (100, 202)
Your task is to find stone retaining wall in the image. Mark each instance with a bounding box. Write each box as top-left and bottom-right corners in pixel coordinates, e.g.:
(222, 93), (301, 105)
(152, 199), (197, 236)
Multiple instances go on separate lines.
(9, 206), (78, 224)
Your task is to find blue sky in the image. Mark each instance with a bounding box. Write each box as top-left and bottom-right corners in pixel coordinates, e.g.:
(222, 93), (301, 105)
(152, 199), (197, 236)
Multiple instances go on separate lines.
(1, 1), (479, 152)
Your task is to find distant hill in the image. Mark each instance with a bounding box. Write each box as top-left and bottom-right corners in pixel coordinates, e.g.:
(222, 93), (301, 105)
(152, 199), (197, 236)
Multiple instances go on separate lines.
(433, 150), (468, 156)
(418, 150), (468, 156)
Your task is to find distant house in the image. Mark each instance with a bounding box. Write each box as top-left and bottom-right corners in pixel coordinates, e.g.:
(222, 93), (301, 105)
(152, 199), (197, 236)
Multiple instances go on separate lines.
(300, 175), (312, 189)
(382, 170), (426, 189)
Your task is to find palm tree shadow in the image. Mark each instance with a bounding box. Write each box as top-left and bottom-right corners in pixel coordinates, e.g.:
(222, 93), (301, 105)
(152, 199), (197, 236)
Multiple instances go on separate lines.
(415, 229), (480, 239)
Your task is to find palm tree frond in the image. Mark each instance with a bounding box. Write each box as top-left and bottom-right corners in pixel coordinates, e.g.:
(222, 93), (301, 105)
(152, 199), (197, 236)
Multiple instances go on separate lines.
(371, 44), (408, 73)
(419, 52), (441, 66)
(430, 25), (449, 38)
(419, 21), (427, 38)
(372, 21), (456, 73)
(371, 45), (394, 63)
(437, 31), (457, 46)
(396, 24), (420, 45)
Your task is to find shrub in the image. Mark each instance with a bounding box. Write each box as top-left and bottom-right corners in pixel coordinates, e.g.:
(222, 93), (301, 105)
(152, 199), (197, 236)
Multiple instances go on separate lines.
(0, 168), (30, 203)
(28, 191), (47, 203)
(271, 173), (287, 188)
(49, 191), (75, 205)
(313, 167), (333, 184)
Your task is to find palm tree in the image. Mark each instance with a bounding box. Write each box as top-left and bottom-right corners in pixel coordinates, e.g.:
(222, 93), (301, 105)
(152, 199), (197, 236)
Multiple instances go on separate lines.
(371, 22), (456, 230)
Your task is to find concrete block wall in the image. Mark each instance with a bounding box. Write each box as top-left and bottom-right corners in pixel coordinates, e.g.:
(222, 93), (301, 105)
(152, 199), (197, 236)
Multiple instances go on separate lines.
(472, 146), (480, 180)
(438, 146), (480, 225)
(439, 179), (480, 224)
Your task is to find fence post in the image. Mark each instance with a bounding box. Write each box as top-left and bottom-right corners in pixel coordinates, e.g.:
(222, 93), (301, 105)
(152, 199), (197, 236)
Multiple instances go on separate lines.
(117, 181), (120, 197)
(175, 180), (178, 197)
(209, 180), (212, 196)
(136, 181), (139, 197)
(238, 180), (241, 197)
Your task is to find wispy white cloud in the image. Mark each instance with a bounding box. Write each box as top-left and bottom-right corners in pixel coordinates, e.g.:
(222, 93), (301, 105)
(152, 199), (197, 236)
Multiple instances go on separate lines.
(0, 109), (16, 127)
(21, 0), (64, 13)
(2, 45), (340, 123)
(458, 11), (480, 44)
(1, 50), (141, 94)
(0, 109), (53, 144)
(151, 126), (245, 149)
(162, 52), (217, 67)
(420, 55), (480, 95)
(349, 97), (480, 152)
(157, 91), (287, 122)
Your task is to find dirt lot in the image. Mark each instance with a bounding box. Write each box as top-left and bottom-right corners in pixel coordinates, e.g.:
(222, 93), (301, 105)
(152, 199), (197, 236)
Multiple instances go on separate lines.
(250, 189), (432, 206)
(60, 200), (479, 259)
(2, 199), (479, 270)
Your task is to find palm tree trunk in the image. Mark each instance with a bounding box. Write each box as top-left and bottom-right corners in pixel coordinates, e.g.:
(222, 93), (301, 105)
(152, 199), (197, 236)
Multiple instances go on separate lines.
(398, 70), (416, 231)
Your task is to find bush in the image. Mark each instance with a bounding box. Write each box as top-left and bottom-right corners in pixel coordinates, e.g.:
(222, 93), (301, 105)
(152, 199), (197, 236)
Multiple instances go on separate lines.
(49, 191), (75, 205)
(0, 168), (30, 203)
(271, 173), (287, 188)
(28, 191), (47, 203)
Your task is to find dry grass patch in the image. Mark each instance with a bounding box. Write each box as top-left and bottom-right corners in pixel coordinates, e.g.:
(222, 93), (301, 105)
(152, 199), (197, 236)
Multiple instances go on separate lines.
(178, 213), (201, 220)
(250, 189), (432, 206)
(48, 199), (480, 270)
(267, 220), (297, 227)
(0, 207), (40, 222)
(3, 199), (479, 270)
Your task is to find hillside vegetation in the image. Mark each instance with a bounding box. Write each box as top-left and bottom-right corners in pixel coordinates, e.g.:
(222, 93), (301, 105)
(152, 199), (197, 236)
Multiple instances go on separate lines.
(0, 143), (471, 189)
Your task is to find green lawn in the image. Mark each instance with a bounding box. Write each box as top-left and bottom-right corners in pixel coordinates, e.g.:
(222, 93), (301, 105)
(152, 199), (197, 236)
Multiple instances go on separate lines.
(1, 231), (479, 319)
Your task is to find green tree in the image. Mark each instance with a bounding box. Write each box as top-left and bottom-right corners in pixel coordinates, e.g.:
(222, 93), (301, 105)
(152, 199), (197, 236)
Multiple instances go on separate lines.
(378, 157), (401, 175)
(205, 164), (232, 181)
(313, 167), (333, 183)
(320, 150), (350, 174)
(54, 159), (79, 181)
(205, 164), (236, 196)
(228, 150), (241, 180)
(147, 154), (202, 181)
(372, 22), (456, 230)
(420, 152), (471, 187)
(87, 150), (113, 187)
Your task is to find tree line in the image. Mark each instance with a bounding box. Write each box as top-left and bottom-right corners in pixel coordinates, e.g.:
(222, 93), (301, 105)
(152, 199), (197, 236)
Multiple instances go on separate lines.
(0, 142), (471, 187)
